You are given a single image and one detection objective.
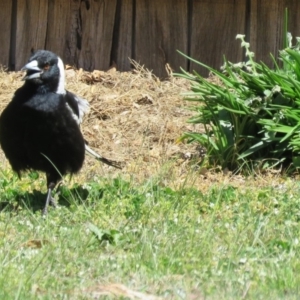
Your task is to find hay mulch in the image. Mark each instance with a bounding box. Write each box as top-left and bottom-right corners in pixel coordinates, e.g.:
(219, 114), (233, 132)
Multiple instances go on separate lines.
(0, 63), (284, 192)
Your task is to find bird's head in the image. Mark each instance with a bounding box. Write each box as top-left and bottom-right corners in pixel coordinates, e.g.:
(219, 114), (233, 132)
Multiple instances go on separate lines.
(22, 50), (65, 94)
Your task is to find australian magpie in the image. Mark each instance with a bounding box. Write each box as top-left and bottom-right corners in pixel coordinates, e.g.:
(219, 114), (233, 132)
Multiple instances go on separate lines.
(0, 50), (121, 215)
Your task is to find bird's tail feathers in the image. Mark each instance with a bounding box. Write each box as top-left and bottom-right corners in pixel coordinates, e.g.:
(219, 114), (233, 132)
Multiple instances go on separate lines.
(85, 144), (123, 169)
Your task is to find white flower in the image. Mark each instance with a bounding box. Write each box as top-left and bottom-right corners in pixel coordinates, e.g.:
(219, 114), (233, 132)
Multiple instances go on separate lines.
(241, 41), (250, 48)
(236, 34), (245, 40)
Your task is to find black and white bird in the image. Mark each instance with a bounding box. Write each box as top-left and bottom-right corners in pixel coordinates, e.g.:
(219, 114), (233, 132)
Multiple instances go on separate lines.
(0, 50), (121, 214)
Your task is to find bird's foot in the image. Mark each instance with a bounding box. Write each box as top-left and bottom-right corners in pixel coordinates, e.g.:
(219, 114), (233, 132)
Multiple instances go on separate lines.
(42, 206), (48, 216)
(49, 197), (57, 208)
(42, 187), (55, 216)
(42, 197), (57, 216)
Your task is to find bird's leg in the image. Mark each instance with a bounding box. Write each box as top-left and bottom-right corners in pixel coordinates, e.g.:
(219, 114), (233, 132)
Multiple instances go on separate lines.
(42, 181), (56, 215)
(42, 187), (52, 216)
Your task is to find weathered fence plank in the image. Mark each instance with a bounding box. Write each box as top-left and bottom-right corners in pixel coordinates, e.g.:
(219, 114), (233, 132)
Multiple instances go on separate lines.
(112, 0), (134, 71)
(15, 0), (49, 70)
(190, 0), (247, 76)
(45, 0), (79, 65)
(285, 0), (300, 43)
(135, 0), (188, 77)
(77, 0), (117, 71)
(250, 0), (286, 67)
(0, 1), (12, 68)
(1, 0), (300, 76)
(250, 0), (300, 64)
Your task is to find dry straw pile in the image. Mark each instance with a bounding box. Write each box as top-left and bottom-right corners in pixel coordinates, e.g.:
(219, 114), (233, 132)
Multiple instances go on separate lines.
(0, 62), (206, 189)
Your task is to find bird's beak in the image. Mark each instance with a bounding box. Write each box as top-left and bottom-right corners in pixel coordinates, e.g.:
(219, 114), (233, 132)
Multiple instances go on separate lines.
(21, 60), (42, 80)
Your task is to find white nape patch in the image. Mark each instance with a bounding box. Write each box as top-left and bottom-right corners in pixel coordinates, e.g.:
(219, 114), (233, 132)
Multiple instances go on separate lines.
(56, 57), (66, 94)
(56, 55), (90, 124)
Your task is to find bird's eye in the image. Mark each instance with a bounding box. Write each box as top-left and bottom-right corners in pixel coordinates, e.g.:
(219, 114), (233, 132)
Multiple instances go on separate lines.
(43, 63), (50, 70)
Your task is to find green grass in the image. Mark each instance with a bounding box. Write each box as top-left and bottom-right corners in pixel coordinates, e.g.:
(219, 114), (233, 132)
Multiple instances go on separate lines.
(0, 170), (300, 299)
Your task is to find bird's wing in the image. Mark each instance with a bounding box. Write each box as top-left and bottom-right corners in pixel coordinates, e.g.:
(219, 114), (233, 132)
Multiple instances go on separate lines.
(65, 91), (90, 124)
(64, 91), (123, 169)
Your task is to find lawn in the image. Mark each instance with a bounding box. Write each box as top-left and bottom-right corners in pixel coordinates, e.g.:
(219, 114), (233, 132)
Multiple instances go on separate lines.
(0, 170), (300, 299)
(0, 66), (300, 299)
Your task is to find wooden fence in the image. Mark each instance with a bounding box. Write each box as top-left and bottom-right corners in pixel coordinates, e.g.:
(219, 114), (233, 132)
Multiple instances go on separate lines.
(0, 0), (300, 77)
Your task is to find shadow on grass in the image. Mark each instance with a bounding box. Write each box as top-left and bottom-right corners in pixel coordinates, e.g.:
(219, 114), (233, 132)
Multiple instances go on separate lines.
(0, 185), (104, 214)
